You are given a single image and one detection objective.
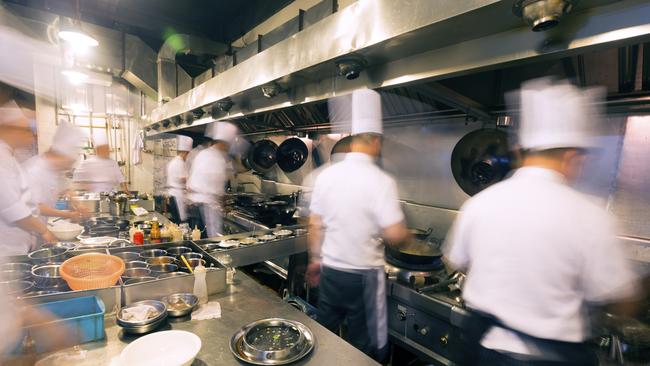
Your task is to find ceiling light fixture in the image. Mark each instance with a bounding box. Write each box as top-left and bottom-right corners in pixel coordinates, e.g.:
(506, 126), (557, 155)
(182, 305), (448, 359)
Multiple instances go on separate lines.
(58, 0), (98, 48)
(61, 69), (89, 85)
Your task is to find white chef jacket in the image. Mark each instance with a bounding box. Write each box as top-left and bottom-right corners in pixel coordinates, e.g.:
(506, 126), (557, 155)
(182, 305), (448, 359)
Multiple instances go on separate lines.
(166, 155), (189, 221)
(72, 156), (125, 193)
(445, 167), (638, 355)
(186, 147), (228, 205)
(299, 153), (347, 217)
(0, 140), (38, 255)
(310, 152), (404, 270)
(22, 155), (65, 210)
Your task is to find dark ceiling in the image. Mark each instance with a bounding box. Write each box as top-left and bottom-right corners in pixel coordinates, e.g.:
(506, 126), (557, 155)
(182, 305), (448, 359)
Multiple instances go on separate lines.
(4, 0), (293, 50)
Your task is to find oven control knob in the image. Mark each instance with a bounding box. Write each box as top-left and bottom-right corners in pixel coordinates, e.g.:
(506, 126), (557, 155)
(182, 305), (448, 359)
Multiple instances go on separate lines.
(398, 309), (407, 321)
(440, 334), (449, 346)
(419, 326), (429, 336)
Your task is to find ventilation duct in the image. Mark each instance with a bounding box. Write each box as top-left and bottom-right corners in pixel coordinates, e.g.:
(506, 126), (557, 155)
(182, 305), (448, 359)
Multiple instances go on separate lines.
(512, 0), (576, 32)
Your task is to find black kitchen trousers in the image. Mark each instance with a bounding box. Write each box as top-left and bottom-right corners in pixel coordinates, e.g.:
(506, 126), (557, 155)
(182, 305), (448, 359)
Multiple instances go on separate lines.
(317, 265), (388, 362)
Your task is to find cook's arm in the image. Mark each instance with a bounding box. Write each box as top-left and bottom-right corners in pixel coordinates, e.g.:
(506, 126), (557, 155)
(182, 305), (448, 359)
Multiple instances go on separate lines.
(14, 215), (56, 244)
(308, 214), (323, 261)
(382, 221), (411, 249)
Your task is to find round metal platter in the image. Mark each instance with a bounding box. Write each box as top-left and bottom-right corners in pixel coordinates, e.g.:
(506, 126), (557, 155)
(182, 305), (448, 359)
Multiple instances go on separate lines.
(276, 138), (309, 173)
(250, 140), (279, 173)
(230, 318), (315, 365)
(450, 128), (513, 196)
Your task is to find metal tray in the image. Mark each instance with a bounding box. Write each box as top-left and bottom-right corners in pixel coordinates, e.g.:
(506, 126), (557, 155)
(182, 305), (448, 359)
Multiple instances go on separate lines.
(230, 318), (315, 365)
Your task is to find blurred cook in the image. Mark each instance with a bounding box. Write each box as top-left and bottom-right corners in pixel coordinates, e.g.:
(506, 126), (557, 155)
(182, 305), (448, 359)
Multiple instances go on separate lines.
(445, 78), (639, 366)
(0, 99), (56, 254)
(72, 131), (129, 193)
(23, 121), (86, 222)
(166, 135), (193, 223)
(187, 122), (238, 237)
(307, 89), (410, 361)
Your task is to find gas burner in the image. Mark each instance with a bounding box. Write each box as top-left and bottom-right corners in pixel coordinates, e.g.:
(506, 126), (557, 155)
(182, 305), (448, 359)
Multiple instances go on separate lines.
(386, 264), (446, 289)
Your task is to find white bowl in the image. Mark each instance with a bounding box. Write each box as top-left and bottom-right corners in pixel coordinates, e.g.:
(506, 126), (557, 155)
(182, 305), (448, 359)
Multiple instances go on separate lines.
(49, 223), (84, 241)
(120, 330), (201, 366)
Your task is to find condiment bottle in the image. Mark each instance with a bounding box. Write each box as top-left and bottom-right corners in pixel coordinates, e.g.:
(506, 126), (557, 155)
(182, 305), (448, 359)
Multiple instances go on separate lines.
(150, 220), (161, 243)
(133, 231), (144, 245)
(191, 225), (201, 240)
(193, 265), (208, 305)
(128, 224), (138, 242)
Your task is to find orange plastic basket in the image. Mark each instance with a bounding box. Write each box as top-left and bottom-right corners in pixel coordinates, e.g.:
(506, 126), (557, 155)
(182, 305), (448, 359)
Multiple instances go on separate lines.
(60, 253), (125, 291)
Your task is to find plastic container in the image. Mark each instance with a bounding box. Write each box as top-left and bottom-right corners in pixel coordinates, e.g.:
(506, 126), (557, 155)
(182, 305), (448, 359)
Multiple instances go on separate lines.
(60, 253), (125, 290)
(20, 296), (105, 354)
(193, 265), (208, 305)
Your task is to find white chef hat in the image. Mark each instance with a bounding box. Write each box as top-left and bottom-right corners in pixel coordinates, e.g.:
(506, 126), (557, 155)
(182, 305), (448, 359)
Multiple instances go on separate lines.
(206, 121), (239, 144)
(93, 129), (109, 146)
(176, 135), (193, 151)
(351, 89), (383, 135)
(519, 78), (604, 151)
(51, 121), (86, 159)
(0, 100), (29, 128)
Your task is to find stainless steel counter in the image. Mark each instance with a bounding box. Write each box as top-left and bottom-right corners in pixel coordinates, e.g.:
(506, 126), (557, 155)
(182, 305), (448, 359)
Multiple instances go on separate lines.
(35, 273), (379, 366)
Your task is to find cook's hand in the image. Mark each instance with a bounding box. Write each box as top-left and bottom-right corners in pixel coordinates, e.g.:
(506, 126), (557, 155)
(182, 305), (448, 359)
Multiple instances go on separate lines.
(41, 230), (57, 244)
(306, 260), (321, 287)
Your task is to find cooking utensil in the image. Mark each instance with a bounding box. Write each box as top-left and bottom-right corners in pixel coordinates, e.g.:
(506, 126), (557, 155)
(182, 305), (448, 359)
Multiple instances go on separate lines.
(183, 253), (203, 260)
(166, 246), (192, 257)
(240, 237), (259, 245)
(200, 243), (220, 252)
(120, 330), (200, 365)
(157, 272), (189, 279)
(28, 248), (69, 265)
(139, 249), (168, 259)
(146, 256), (177, 266)
(230, 318), (315, 365)
(31, 264), (66, 289)
(49, 223), (84, 241)
(115, 219), (131, 231)
(116, 299), (168, 334)
(59, 253), (125, 290)
(79, 236), (116, 246)
(149, 264), (178, 275)
(386, 238), (443, 265)
(124, 261), (148, 270)
(161, 293), (199, 317)
(249, 140), (278, 173)
(180, 255), (194, 274)
(451, 128), (513, 196)
(42, 242), (77, 250)
(123, 268), (152, 279)
(179, 259), (205, 273)
(276, 138), (309, 173)
(112, 252), (140, 262)
(71, 197), (99, 213)
(88, 225), (119, 238)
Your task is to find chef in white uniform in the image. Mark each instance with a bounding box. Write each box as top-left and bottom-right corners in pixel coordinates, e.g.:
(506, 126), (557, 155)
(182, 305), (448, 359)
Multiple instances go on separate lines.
(72, 131), (128, 193)
(166, 135), (193, 223)
(23, 122), (86, 222)
(187, 122), (238, 237)
(0, 100), (56, 254)
(307, 89), (409, 361)
(444, 78), (639, 366)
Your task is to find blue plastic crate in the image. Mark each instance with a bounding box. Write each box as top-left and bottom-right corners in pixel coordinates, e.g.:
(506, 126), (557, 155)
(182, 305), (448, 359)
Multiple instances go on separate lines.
(20, 296), (106, 354)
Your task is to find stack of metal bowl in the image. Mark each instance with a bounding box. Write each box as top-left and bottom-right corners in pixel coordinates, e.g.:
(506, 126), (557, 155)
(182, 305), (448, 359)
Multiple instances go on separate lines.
(116, 300), (168, 334)
(28, 247), (69, 265)
(31, 263), (67, 290)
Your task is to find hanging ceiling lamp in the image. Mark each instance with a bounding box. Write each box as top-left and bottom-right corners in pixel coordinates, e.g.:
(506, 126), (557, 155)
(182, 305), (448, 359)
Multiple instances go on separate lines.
(58, 0), (98, 48)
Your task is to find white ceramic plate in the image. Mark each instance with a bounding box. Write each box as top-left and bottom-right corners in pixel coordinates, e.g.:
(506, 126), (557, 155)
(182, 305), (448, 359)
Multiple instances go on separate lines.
(120, 330), (201, 366)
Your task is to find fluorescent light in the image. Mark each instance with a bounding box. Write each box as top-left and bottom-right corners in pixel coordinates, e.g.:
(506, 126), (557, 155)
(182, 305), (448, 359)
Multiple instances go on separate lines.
(58, 29), (98, 48)
(61, 69), (89, 85)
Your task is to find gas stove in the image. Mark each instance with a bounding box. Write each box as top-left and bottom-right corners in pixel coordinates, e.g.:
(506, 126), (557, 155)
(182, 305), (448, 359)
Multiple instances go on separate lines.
(386, 266), (468, 366)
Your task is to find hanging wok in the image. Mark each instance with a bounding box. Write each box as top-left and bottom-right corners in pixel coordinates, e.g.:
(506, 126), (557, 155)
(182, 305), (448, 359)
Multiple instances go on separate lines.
(451, 128), (513, 196)
(249, 140), (278, 173)
(277, 138), (309, 173)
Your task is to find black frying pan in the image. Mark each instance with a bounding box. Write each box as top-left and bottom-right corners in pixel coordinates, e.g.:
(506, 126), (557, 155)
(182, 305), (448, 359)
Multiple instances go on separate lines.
(386, 239), (443, 265)
(276, 138), (309, 173)
(249, 140), (278, 173)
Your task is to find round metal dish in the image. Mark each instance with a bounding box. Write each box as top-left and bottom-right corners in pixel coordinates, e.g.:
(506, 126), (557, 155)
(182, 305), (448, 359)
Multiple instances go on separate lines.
(200, 243), (220, 252)
(117, 300), (168, 334)
(219, 240), (240, 249)
(183, 252), (203, 260)
(161, 293), (199, 317)
(31, 264), (66, 289)
(122, 268), (152, 279)
(1, 270), (31, 281)
(179, 259), (205, 273)
(146, 256), (177, 266)
(42, 242), (78, 250)
(28, 247), (69, 265)
(240, 237), (259, 245)
(157, 272), (189, 279)
(230, 318), (315, 365)
(272, 230), (293, 238)
(124, 277), (157, 285)
(139, 249), (168, 259)
(112, 251), (140, 262)
(166, 246), (192, 257)
(0, 262), (31, 273)
(124, 261), (148, 270)
(149, 263), (178, 275)
(257, 234), (277, 242)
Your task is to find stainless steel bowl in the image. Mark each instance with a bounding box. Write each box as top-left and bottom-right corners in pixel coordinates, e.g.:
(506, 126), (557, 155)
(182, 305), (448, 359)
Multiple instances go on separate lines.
(122, 268), (152, 279)
(117, 299), (168, 334)
(28, 247), (69, 265)
(157, 272), (189, 279)
(139, 249), (168, 259)
(179, 258), (206, 272)
(123, 277), (157, 285)
(161, 293), (199, 317)
(1, 270), (31, 281)
(42, 242), (78, 250)
(149, 263), (178, 275)
(112, 251), (140, 262)
(146, 256), (176, 266)
(124, 261), (148, 270)
(200, 243), (220, 252)
(183, 252), (203, 260)
(166, 246), (192, 257)
(0, 280), (34, 295)
(0, 262), (31, 273)
(31, 264), (66, 289)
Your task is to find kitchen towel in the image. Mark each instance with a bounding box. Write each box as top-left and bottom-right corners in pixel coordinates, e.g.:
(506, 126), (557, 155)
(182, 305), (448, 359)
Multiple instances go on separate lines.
(191, 301), (221, 321)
